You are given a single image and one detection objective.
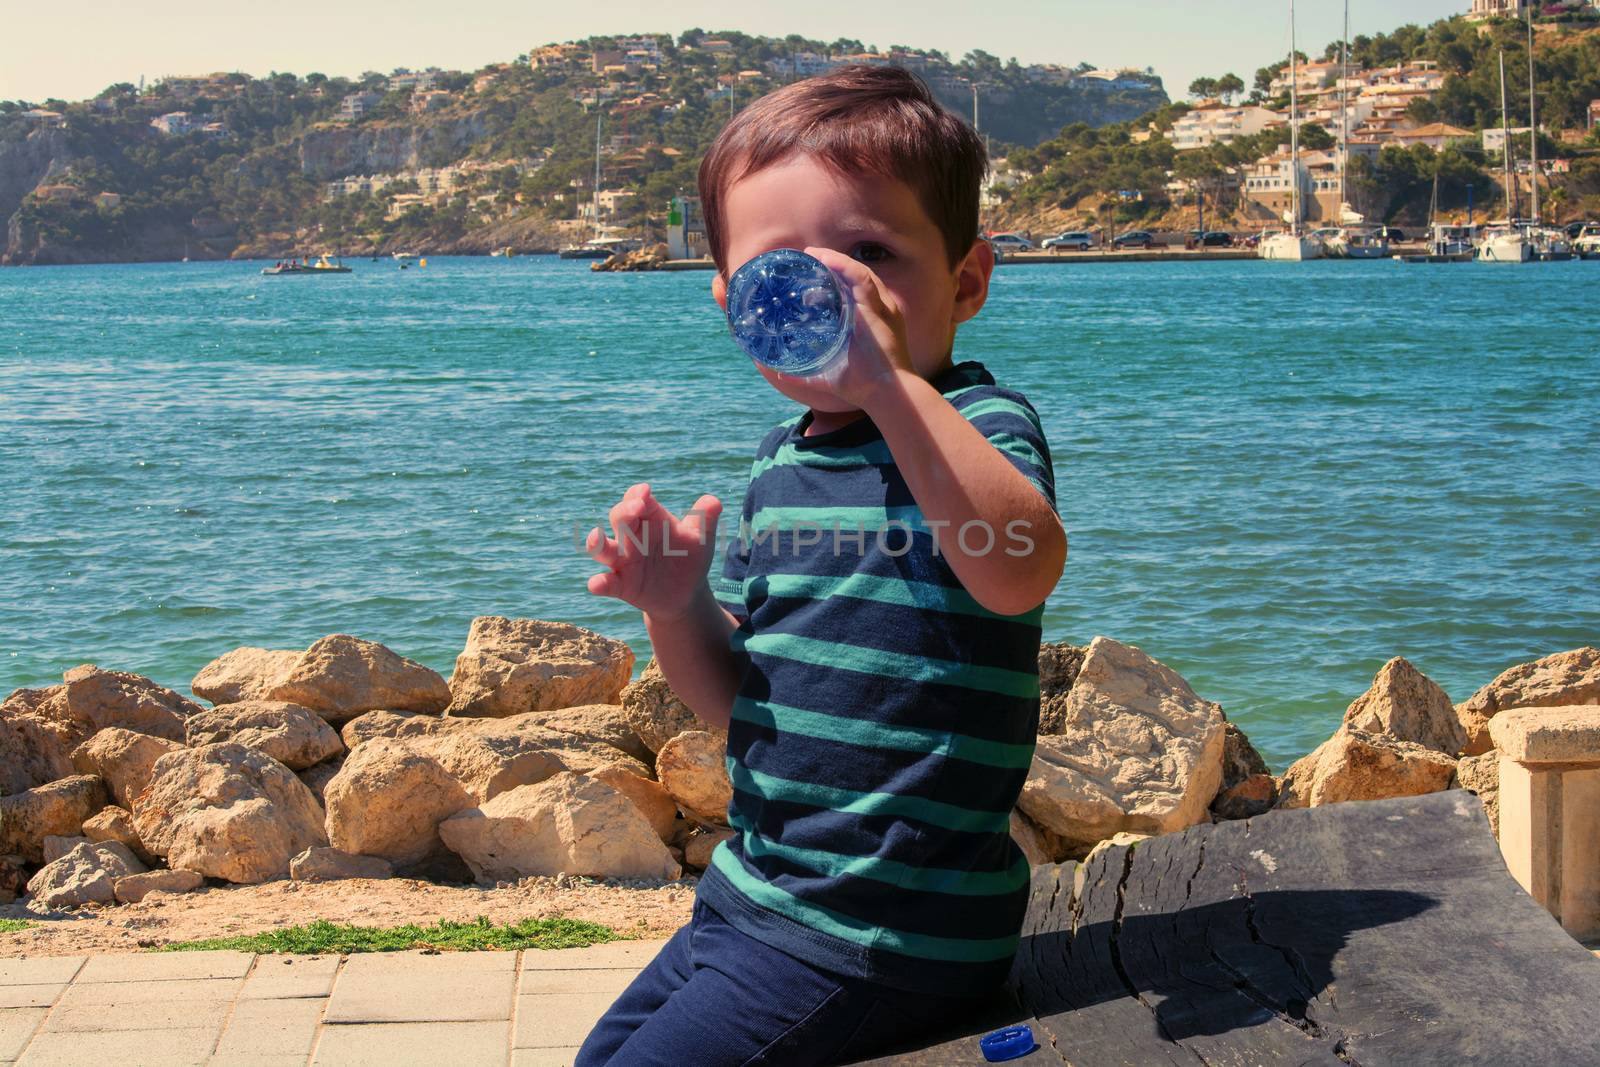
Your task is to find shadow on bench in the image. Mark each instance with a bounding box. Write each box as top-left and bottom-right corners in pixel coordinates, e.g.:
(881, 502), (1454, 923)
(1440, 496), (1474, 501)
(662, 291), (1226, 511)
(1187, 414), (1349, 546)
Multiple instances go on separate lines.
(845, 790), (1600, 1066)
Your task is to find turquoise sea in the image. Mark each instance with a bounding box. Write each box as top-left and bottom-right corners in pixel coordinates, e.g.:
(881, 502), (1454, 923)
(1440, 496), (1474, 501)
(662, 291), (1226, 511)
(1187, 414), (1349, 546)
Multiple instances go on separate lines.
(2, 255), (1596, 769)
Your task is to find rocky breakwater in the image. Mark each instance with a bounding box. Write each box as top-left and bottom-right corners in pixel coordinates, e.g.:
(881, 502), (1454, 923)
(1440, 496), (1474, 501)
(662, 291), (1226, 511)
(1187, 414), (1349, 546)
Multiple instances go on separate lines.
(590, 243), (670, 272)
(3, 620), (1595, 917)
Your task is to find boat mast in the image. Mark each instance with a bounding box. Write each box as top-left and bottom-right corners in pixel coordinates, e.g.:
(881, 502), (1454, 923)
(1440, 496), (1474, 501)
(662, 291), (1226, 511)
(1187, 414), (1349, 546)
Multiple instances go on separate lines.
(1527, 7), (1540, 225)
(1498, 49), (1514, 222)
(591, 110), (602, 242)
(1289, 0), (1300, 235)
(1339, 0), (1349, 220)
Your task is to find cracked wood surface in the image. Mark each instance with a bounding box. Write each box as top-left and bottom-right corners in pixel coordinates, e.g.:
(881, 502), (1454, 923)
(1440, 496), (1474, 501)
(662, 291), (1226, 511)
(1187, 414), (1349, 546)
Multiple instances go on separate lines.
(847, 791), (1600, 1066)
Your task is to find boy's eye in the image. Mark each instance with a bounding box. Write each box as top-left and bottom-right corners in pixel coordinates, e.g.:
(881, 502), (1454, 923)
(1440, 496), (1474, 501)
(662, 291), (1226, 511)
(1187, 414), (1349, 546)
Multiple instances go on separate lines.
(852, 242), (893, 264)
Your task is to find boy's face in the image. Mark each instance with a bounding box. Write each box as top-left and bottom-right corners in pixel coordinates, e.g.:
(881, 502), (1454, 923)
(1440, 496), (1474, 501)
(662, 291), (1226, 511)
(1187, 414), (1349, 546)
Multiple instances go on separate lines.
(711, 152), (994, 414)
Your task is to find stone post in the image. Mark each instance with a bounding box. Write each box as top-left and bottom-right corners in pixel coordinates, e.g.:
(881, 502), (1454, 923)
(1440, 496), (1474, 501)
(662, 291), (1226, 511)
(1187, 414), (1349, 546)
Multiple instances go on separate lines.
(1491, 705), (1600, 941)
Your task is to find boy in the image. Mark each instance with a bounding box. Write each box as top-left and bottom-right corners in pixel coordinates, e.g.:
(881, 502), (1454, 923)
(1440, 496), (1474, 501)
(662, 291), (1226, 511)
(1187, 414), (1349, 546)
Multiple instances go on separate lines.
(578, 64), (1065, 1065)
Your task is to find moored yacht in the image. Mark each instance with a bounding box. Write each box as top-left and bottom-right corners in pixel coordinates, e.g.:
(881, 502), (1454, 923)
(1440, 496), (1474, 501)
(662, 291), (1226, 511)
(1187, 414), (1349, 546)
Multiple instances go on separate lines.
(1259, 0), (1323, 262)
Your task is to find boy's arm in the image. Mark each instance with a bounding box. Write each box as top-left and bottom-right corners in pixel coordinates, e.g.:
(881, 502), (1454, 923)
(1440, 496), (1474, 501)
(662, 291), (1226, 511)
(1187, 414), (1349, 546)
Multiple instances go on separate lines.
(863, 370), (1065, 617)
(643, 583), (742, 731)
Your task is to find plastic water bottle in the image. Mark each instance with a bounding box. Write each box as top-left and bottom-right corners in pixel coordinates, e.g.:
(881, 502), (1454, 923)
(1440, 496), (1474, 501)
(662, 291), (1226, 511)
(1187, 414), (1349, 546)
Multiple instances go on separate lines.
(725, 248), (854, 377)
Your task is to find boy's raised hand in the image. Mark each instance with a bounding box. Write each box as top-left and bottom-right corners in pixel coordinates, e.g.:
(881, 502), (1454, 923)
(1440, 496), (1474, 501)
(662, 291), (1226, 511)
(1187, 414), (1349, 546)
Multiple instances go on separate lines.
(585, 483), (724, 622)
(785, 245), (914, 410)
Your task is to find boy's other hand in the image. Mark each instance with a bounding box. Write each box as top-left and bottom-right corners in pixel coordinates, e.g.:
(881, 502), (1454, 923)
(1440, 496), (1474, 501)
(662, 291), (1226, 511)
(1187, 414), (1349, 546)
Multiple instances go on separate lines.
(585, 484), (724, 623)
(783, 245), (913, 410)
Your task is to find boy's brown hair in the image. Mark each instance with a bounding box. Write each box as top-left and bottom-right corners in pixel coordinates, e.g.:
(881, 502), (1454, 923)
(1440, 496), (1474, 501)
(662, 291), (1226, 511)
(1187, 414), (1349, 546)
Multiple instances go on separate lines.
(696, 64), (987, 276)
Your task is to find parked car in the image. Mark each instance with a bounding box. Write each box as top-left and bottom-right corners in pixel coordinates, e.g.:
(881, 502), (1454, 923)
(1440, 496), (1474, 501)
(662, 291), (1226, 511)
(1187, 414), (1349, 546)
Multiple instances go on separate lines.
(1243, 229), (1279, 249)
(1375, 225), (1407, 242)
(1042, 231), (1096, 250)
(985, 232), (1034, 252)
(1111, 230), (1156, 249)
(1565, 220), (1596, 240)
(1186, 230), (1234, 248)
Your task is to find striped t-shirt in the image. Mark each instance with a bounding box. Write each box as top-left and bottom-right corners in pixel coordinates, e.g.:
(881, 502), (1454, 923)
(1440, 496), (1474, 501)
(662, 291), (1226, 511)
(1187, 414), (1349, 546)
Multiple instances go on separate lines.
(699, 358), (1058, 996)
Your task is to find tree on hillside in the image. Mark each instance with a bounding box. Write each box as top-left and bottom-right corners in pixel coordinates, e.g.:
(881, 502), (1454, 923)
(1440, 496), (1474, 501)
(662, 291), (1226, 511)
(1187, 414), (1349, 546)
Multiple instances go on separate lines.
(1216, 73), (1245, 102)
(1188, 77), (1219, 100)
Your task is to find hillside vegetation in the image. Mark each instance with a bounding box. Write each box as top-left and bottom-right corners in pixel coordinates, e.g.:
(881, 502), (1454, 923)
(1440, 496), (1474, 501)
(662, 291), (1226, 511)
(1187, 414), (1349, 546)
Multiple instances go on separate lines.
(0, 31), (1164, 264)
(995, 14), (1600, 236)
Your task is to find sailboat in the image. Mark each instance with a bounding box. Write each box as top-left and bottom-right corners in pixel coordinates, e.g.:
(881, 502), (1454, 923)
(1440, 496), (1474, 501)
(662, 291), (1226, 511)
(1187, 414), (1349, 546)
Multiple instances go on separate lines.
(1260, 0), (1324, 261)
(1398, 174), (1474, 263)
(1324, 0), (1388, 259)
(1478, 49), (1533, 263)
(1521, 10), (1572, 261)
(559, 112), (637, 260)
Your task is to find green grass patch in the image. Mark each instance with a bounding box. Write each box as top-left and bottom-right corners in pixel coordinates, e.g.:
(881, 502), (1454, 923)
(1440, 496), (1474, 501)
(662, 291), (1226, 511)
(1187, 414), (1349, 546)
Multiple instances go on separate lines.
(0, 919), (33, 934)
(157, 916), (621, 954)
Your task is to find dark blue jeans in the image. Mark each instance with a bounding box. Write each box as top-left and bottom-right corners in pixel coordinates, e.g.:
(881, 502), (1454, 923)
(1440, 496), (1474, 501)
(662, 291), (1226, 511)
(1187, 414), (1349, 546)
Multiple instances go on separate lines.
(574, 895), (993, 1066)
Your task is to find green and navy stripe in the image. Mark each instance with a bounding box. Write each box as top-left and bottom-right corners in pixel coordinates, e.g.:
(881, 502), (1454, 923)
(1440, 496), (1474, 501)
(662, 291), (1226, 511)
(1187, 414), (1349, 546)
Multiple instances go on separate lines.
(697, 359), (1055, 995)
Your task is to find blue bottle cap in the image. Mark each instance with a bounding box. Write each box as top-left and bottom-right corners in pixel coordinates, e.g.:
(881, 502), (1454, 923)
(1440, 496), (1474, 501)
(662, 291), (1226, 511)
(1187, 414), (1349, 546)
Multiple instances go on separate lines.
(979, 1024), (1036, 1062)
(725, 247), (853, 377)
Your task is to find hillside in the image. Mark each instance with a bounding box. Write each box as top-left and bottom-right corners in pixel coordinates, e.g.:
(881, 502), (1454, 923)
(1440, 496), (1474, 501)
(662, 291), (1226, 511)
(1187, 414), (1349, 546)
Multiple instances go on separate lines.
(0, 32), (1166, 265)
(992, 13), (1600, 237)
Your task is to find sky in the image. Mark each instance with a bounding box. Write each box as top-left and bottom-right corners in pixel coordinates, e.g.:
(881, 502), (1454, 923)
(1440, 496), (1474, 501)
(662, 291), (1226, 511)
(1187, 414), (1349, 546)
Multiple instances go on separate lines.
(6, 0), (1468, 106)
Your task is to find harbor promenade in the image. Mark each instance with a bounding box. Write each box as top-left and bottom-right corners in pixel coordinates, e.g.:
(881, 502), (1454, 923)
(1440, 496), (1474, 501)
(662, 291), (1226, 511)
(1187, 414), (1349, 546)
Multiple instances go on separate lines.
(0, 939), (667, 1067)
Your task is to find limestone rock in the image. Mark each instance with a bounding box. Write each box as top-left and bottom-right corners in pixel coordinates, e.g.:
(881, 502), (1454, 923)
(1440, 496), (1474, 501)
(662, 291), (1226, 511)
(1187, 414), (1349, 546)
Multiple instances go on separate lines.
(0, 687), (76, 795)
(1277, 728), (1458, 809)
(0, 775), (110, 863)
(323, 738), (474, 867)
(70, 727), (185, 808)
(1211, 773), (1278, 821)
(340, 709), (456, 749)
(49, 665), (201, 745)
(438, 771), (681, 882)
(132, 743), (327, 884)
(290, 846), (393, 882)
(296, 757), (345, 806)
(1342, 657), (1465, 756)
(1009, 808), (1071, 865)
(1455, 752), (1500, 837)
(1037, 641), (1087, 734)
(654, 730), (732, 827)
(620, 658), (717, 754)
(1219, 722), (1270, 790)
(683, 826), (736, 869)
(494, 704), (650, 765)
(184, 700), (343, 770)
(82, 806), (154, 866)
(26, 841), (144, 909)
(1017, 636), (1227, 848)
(588, 763), (679, 842)
(1455, 647), (1600, 756)
(446, 617), (634, 718)
(43, 835), (90, 863)
(114, 868), (203, 904)
(191, 647), (301, 705)
(264, 634), (450, 721)
(440, 715), (651, 800)
(0, 854), (26, 904)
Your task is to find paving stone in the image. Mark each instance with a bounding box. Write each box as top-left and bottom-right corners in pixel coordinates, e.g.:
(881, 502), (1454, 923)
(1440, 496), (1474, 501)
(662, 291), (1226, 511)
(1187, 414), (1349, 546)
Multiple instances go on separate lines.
(519, 940), (669, 970)
(239, 954), (341, 1000)
(514, 991), (619, 1048)
(312, 1020), (510, 1066)
(517, 967), (638, 995)
(74, 950), (252, 983)
(324, 954), (515, 1023)
(43, 994), (233, 1035)
(1, 1008), (47, 1062)
(512, 1049), (583, 1067)
(0, 986), (61, 1010)
(214, 996), (324, 1060)
(16, 1026), (217, 1067)
(0, 960), (84, 987)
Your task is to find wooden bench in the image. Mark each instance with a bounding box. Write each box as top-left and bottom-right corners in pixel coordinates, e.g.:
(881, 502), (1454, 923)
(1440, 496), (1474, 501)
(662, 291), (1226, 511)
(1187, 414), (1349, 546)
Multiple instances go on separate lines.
(849, 790), (1600, 1065)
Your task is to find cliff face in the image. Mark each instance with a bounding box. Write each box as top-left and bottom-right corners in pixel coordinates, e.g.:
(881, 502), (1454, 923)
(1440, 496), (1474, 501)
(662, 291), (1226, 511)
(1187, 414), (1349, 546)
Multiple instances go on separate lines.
(295, 111), (497, 179)
(0, 127), (78, 231)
